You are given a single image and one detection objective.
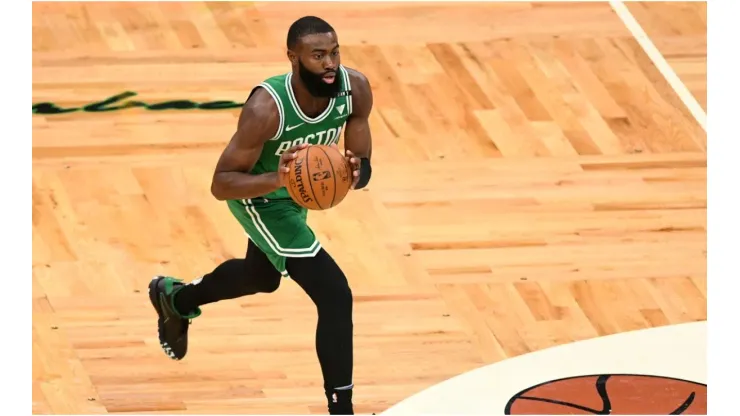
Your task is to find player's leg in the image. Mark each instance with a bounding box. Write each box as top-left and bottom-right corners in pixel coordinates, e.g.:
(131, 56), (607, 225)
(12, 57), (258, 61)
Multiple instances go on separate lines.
(232, 198), (355, 414)
(172, 238), (283, 312)
(286, 250), (354, 415)
(148, 198), (288, 361)
(148, 239), (282, 360)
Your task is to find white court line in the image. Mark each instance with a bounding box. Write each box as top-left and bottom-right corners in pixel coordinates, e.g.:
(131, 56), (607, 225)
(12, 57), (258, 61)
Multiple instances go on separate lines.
(609, 0), (707, 133)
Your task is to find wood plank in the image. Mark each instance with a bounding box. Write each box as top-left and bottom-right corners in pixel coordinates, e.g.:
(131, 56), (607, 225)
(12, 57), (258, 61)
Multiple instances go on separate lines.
(32, 1), (707, 414)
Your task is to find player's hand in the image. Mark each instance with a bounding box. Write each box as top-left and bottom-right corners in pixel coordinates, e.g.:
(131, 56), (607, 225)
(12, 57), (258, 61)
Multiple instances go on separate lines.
(278, 143), (310, 173)
(277, 143), (309, 186)
(329, 144), (361, 189)
(344, 149), (361, 189)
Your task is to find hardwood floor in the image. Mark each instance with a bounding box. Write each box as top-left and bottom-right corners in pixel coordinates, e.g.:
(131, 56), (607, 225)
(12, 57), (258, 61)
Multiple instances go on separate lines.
(32, 2), (707, 414)
(627, 1), (707, 111)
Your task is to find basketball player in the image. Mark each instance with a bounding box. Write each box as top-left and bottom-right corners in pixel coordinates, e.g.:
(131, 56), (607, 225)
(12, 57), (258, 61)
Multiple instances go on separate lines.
(147, 16), (372, 416)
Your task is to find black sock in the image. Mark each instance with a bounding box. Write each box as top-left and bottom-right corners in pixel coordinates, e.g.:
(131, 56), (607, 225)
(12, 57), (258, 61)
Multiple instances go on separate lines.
(326, 388), (353, 415)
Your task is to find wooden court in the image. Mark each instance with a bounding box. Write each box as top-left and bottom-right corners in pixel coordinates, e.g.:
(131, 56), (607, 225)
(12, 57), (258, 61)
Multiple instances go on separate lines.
(32, 1), (707, 414)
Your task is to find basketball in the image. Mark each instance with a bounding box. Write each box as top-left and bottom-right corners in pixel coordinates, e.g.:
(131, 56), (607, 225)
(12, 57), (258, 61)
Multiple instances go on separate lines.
(505, 374), (707, 415)
(281, 145), (353, 210)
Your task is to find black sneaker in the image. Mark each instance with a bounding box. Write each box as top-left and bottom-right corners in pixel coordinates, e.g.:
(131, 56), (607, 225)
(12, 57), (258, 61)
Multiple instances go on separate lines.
(148, 276), (201, 360)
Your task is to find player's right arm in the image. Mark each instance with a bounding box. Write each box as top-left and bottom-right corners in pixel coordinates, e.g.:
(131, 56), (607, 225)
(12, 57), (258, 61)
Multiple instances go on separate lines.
(211, 88), (307, 201)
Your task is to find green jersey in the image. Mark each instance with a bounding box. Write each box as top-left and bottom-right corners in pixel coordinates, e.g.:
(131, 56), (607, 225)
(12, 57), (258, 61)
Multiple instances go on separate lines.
(245, 65), (354, 200)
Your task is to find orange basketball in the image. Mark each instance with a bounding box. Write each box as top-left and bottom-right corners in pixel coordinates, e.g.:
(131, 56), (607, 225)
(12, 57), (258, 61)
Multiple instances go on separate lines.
(505, 374), (707, 415)
(281, 145), (353, 210)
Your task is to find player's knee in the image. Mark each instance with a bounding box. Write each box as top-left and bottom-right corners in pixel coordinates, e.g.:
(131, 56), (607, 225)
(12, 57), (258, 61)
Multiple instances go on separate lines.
(256, 275), (281, 293)
(336, 280), (353, 306)
(286, 250), (353, 312)
(322, 274), (353, 312)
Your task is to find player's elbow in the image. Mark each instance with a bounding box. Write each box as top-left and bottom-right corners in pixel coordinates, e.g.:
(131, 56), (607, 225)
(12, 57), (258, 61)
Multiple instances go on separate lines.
(210, 174), (228, 201)
(211, 184), (226, 201)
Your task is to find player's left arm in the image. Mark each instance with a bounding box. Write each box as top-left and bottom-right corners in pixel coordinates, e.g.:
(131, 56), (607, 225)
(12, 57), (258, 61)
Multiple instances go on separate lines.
(342, 69), (373, 190)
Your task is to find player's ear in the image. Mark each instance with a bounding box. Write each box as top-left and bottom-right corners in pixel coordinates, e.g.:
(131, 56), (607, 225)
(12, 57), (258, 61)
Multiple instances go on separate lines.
(287, 49), (298, 65)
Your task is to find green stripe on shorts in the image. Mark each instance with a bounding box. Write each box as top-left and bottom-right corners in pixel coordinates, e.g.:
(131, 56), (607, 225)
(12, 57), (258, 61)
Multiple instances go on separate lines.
(226, 198), (321, 274)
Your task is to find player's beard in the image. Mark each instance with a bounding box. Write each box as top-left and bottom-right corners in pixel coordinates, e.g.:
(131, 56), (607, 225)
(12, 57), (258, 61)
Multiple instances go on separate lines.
(298, 59), (342, 98)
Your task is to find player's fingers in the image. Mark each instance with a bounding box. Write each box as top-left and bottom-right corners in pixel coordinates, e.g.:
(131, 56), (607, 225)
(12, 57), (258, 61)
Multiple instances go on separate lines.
(343, 150), (357, 166)
(284, 143), (309, 156)
(279, 153), (294, 165)
(281, 144), (306, 163)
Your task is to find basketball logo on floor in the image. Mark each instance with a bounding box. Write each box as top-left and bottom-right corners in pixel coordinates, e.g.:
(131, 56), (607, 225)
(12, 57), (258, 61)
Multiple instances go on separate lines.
(504, 374), (706, 415)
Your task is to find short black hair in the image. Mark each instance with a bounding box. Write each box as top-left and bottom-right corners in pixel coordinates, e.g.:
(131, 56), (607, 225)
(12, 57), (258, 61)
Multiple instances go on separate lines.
(286, 16), (335, 50)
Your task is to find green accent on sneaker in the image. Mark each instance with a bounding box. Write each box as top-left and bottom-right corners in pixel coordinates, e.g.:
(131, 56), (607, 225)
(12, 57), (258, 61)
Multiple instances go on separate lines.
(161, 276), (202, 319)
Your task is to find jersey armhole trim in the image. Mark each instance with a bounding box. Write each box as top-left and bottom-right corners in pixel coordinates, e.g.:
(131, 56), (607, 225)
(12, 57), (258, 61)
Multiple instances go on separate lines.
(340, 65), (353, 115)
(258, 82), (284, 141)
